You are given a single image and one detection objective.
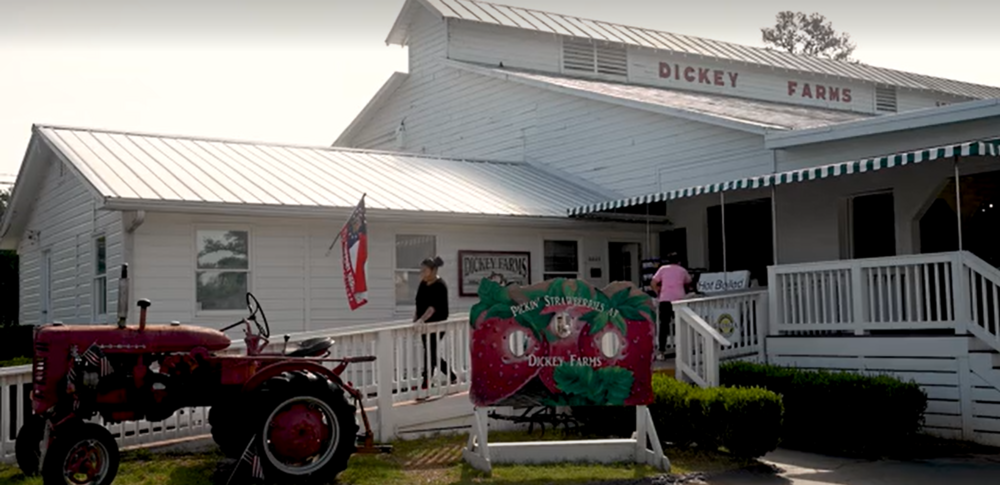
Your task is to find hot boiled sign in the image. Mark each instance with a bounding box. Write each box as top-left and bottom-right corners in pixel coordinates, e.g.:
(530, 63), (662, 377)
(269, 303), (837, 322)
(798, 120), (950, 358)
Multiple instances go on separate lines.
(468, 278), (656, 408)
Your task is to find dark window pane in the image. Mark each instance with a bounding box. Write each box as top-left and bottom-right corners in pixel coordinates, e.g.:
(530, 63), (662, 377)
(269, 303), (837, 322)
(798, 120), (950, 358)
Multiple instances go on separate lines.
(396, 235), (436, 270)
(544, 240), (578, 272)
(196, 271), (248, 311)
(197, 231), (249, 270)
(95, 237), (107, 275)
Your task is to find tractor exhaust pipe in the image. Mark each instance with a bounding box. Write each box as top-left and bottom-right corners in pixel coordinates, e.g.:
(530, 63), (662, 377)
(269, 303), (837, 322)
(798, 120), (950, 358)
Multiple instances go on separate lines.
(138, 299), (151, 331)
(116, 264), (129, 329)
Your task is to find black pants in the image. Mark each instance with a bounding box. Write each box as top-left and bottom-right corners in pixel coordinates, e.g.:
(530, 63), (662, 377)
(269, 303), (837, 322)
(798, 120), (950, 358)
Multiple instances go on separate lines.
(658, 301), (675, 352)
(420, 331), (453, 385)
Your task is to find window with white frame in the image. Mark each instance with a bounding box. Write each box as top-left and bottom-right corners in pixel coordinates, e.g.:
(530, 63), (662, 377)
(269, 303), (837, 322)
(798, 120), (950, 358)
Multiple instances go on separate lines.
(94, 236), (107, 316)
(395, 234), (437, 306)
(196, 229), (250, 311)
(544, 240), (578, 280)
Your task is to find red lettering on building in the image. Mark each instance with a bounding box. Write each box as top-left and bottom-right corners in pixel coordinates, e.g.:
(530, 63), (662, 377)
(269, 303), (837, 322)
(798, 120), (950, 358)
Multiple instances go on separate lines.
(787, 81), (853, 104)
(657, 61), (740, 88)
(684, 66), (695, 82)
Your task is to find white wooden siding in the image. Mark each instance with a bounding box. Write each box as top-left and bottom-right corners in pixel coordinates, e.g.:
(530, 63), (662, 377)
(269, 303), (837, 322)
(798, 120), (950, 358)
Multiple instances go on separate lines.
(131, 212), (648, 336)
(896, 90), (973, 112)
(408, 7), (448, 74)
(17, 153), (122, 326)
(447, 20), (560, 72)
(342, 66), (772, 198)
(775, 117), (1000, 172)
(767, 336), (1000, 447)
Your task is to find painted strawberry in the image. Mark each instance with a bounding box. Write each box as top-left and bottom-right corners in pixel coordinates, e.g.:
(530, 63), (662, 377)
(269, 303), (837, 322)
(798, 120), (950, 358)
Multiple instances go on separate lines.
(578, 318), (655, 405)
(470, 317), (548, 407)
(536, 305), (593, 393)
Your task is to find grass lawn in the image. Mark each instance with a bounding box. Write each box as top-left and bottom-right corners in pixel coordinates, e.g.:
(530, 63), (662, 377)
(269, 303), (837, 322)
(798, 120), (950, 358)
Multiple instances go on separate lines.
(0, 430), (756, 485)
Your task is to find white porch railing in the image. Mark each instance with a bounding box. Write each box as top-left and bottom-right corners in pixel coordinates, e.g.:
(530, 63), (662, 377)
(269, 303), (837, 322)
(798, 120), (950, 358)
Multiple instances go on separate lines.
(1, 316), (473, 465)
(672, 290), (768, 387)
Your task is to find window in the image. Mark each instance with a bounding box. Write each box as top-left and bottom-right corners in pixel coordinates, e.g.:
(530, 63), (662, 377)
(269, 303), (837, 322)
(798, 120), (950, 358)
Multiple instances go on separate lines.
(395, 235), (437, 306)
(562, 37), (628, 77)
(94, 236), (108, 316)
(544, 240), (578, 280)
(196, 230), (250, 311)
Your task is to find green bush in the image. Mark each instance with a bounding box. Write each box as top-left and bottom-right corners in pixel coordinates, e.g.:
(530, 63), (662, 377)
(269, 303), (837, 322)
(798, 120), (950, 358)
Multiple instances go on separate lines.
(0, 356), (31, 368)
(720, 361), (928, 457)
(648, 374), (783, 458)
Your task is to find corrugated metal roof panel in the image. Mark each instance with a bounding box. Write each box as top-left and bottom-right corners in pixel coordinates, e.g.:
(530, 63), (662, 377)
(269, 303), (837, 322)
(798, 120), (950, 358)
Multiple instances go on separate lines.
(428, 0), (1000, 100)
(488, 66), (873, 130)
(36, 126), (611, 218)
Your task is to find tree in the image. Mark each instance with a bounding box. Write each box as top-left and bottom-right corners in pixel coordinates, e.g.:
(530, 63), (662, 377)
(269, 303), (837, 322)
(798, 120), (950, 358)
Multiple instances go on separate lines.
(761, 11), (857, 62)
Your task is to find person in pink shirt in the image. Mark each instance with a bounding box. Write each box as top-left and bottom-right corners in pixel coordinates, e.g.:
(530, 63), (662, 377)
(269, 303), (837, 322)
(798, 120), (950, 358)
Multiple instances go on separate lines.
(650, 253), (692, 359)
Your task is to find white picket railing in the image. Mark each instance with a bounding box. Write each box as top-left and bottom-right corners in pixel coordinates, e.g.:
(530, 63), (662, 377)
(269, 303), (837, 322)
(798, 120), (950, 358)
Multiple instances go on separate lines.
(960, 253), (1000, 353)
(672, 290), (767, 388)
(767, 252), (964, 335)
(1, 316), (472, 465)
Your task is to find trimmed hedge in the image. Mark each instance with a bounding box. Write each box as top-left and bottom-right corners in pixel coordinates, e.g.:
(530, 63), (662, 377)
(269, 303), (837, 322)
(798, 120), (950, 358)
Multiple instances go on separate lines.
(720, 361), (928, 457)
(648, 374), (784, 458)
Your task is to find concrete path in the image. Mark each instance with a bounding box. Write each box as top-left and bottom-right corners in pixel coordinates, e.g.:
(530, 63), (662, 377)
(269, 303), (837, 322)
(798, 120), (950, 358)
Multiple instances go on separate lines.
(707, 448), (1000, 485)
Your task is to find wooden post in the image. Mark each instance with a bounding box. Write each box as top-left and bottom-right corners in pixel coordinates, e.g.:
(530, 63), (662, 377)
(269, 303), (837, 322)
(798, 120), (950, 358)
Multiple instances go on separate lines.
(768, 266), (779, 337)
(376, 329), (396, 443)
(951, 253), (970, 335)
(850, 262), (866, 335)
(755, 293), (769, 363)
(674, 318), (685, 383)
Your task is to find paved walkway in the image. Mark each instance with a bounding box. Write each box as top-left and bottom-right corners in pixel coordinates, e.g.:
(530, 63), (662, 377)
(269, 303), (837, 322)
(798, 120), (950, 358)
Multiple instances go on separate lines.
(708, 448), (1000, 485)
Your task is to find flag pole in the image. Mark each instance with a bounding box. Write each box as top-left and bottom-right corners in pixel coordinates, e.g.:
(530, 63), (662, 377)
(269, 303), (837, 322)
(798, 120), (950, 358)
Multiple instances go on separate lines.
(326, 193), (367, 257)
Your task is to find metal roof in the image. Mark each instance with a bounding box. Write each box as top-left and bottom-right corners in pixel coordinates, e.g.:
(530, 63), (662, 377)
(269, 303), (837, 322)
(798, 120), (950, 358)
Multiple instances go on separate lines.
(34, 125), (611, 218)
(465, 63), (873, 131)
(402, 0), (1000, 100)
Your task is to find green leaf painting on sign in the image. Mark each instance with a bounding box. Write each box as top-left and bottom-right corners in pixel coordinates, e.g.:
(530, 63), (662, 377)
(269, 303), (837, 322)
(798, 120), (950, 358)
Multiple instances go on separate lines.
(469, 278), (514, 327)
(548, 363), (636, 406)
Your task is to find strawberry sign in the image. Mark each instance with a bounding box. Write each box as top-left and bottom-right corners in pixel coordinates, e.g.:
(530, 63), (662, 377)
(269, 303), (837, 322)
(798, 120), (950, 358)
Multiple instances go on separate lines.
(468, 277), (656, 408)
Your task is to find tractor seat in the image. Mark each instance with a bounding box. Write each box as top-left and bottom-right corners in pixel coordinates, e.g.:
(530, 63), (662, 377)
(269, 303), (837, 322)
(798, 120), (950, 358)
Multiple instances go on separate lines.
(286, 337), (334, 357)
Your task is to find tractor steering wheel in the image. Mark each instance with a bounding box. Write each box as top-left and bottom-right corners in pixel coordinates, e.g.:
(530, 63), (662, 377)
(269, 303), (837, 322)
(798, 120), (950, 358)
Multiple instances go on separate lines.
(245, 292), (270, 339)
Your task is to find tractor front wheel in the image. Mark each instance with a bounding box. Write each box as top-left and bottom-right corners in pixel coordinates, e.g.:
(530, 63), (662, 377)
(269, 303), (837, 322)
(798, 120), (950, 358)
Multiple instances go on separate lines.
(41, 421), (120, 485)
(15, 414), (46, 476)
(252, 370), (359, 484)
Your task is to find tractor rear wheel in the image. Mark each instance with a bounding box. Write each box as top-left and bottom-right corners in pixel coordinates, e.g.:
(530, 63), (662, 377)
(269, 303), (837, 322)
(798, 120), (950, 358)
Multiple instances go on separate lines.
(15, 414), (46, 476)
(41, 421), (119, 485)
(209, 404), (249, 458)
(251, 370), (359, 484)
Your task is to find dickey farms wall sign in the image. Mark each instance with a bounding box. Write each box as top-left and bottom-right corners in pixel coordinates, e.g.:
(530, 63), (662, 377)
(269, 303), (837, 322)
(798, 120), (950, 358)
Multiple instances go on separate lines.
(458, 251), (531, 297)
(468, 278), (656, 408)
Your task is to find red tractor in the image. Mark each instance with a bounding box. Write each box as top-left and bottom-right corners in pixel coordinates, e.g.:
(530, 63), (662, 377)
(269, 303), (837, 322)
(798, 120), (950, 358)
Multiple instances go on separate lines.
(15, 264), (387, 485)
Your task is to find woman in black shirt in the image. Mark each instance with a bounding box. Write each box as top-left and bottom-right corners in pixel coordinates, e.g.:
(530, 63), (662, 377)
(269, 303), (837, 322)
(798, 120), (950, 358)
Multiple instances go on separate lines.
(415, 256), (456, 389)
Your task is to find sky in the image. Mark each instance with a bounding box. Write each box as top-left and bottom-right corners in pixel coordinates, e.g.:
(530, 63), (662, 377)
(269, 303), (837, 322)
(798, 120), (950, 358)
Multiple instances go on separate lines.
(1, 0), (998, 184)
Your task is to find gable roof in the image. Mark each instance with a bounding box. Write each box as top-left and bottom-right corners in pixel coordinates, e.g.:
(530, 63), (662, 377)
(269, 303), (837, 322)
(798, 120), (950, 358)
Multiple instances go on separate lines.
(389, 0), (1000, 100)
(2, 125), (619, 239)
(451, 61), (873, 133)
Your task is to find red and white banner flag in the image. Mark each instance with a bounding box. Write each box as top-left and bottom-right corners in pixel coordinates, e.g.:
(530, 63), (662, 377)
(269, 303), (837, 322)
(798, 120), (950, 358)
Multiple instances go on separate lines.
(340, 195), (369, 310)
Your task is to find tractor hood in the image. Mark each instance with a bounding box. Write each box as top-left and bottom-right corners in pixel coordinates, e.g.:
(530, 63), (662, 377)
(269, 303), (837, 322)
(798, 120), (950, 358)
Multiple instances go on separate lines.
(35, 323), (232, 354)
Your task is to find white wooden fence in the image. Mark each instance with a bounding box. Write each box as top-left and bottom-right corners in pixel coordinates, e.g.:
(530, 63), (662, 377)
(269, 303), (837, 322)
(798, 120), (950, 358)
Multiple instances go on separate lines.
(1, 317), (473, 465)
(672, 290), (768, 387)
(768, 251), (1000, 352)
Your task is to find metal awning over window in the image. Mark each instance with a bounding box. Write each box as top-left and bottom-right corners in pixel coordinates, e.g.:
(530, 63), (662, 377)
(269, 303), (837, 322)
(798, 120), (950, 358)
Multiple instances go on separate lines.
(567, 138), (1000, 217)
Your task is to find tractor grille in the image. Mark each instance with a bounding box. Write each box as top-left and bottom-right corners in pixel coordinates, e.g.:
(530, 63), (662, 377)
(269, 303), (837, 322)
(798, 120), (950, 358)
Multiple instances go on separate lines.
(33, 341), (48, 400)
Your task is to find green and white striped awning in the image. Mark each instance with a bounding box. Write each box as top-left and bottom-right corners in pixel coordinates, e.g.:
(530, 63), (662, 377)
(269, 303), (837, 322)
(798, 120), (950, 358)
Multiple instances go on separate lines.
(567, 138), (1000, 217)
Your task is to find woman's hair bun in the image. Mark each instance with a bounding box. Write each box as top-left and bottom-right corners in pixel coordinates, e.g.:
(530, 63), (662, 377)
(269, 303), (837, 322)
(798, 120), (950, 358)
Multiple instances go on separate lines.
(433, 256), (445, 267)
(422, 256), (445, 269)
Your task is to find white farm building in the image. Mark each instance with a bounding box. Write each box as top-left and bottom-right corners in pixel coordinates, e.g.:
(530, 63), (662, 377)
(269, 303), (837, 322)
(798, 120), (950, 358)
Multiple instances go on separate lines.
(3, 0), (1000, 451)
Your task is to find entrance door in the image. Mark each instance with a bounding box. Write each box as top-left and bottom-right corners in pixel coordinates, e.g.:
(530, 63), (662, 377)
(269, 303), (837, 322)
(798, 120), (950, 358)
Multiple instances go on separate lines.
(707, 198), (773, 286)
(41, 250), (52, 323)
(608, 242), (641, 285)
(848, 191), (896, 259)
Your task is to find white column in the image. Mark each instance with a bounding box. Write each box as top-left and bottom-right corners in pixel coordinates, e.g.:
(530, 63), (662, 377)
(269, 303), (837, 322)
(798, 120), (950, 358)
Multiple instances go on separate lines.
(955, 157), (964, 251)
